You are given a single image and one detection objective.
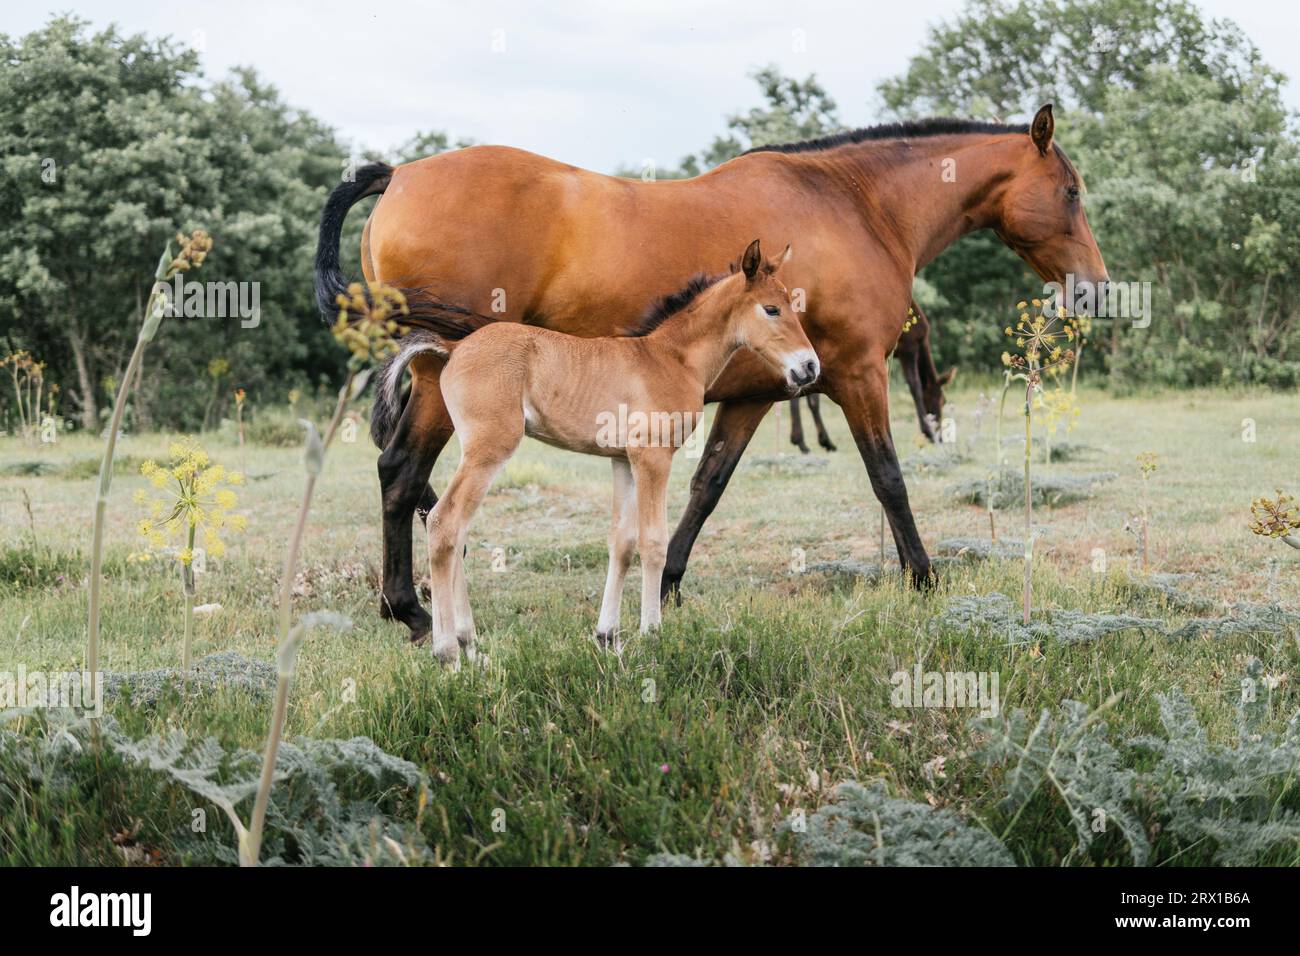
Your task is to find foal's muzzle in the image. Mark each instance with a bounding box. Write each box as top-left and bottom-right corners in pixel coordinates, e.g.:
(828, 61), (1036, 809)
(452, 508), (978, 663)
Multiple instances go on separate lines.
(785, 350), (821, 391)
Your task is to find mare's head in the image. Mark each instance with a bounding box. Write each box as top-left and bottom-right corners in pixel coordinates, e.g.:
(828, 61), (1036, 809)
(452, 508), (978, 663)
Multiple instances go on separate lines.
(992, 105), (1109, 305)
(724, 239), (819, 394)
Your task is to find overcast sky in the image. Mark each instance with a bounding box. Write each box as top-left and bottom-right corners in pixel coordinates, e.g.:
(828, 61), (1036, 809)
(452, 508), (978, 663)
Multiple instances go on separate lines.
(13, 1), (1299, 172)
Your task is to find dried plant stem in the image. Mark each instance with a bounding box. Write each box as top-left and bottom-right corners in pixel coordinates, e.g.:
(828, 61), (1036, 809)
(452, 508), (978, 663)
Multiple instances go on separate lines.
(995, 375), (1012, 466)
(182, 524), (196, 671)
(245, 372), (354, 868)
(1141, 476), (1150, 572)
(1282, 534), (1300, 551)
(1023, 379), (1034, 626)
(87, 330), (150, 692)
(879, 505), (886, 564)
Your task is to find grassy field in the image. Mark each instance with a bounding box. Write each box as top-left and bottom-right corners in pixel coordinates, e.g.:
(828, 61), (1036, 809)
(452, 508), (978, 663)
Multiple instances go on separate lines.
(1, 380), (1298, 866)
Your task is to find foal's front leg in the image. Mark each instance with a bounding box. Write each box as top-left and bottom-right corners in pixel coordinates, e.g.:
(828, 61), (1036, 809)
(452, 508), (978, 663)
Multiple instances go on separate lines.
(630, 450), (673, 633)
(596, 457), (637, 648)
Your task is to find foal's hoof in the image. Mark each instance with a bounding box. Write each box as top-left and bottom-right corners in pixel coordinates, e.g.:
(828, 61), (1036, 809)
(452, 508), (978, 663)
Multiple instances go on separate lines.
(431, 639), (461, 669)
(820, 438), (837, 452)
(593, 631), (624, 653)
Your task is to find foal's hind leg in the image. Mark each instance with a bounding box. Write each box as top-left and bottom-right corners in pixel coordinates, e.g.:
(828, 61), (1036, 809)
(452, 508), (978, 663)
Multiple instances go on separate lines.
(595, 458), (637, 648)
(425, 426), (522, 665)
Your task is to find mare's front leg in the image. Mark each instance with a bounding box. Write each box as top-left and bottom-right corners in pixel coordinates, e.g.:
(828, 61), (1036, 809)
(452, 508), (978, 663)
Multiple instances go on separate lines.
(827, 360), (934, 589)
(661, 397), (773, 603)
(595, 457), (638, 648)
(630, 449), (673, 633)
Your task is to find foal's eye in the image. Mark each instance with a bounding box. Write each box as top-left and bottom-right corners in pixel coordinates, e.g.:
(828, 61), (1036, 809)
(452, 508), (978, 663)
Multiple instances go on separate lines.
(1066, 184), (1080, 202)
(763, 305), (781, 316)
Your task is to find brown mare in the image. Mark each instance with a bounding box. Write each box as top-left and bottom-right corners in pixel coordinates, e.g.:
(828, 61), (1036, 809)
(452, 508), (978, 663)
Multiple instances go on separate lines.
(314, 104), (1107, 643)
(788, 299), (956, 452)
(383, 241), (812, 663)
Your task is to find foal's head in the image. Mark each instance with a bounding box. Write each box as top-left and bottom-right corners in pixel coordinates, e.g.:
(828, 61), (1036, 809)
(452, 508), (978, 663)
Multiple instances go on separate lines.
(723, 239), (819, 394)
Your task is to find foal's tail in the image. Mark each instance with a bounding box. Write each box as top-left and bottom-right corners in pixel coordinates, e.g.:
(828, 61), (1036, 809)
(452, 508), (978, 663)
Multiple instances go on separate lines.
(370, 308), (493, 449)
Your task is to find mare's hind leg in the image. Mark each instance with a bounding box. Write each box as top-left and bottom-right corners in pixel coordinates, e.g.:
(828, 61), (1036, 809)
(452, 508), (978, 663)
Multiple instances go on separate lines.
(378, 380), (453, 641)
(789, 398), (810, 454)
(595, 458), (637, 648)
(425, 421), (523, 666)
(662, 398), (772, 603)
(807, 393), (837, 451)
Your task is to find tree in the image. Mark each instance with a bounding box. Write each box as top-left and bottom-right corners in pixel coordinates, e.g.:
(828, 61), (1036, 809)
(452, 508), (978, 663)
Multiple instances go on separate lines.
(0, 16), (444, 431)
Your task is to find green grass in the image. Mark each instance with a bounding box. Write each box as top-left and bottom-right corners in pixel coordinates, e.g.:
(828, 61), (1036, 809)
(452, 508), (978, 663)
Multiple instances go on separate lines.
(1, 383), (1297, 865)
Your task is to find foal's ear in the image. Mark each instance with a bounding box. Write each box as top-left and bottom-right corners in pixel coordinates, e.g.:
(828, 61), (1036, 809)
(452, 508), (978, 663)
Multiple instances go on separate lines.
(938, 365), (958, 387)
(1030, 103), (1054, 156)
(768, 243), (793, 273)
(741, 238), (762, 280)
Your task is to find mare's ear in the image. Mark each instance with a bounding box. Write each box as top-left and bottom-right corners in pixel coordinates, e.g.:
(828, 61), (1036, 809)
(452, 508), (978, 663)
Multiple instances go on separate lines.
(740, 239), (762, 280)
(1030, 103), (1054, 156)
(767, 243), (793, 273)
(938, 365), (958, 387)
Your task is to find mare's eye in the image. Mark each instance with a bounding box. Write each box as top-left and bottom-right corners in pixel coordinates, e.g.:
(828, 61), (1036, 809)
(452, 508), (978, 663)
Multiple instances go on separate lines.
(1066, 184), (1080, 202)
(764, 305), (781, 316)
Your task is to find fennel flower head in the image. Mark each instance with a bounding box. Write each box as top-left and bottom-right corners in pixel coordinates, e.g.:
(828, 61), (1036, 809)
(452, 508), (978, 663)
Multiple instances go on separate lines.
(1250, 489), (1299, 539)
(332, 281), (408, 368)
(1002, 298), (1076, 380)
(135, 438), (247, 564)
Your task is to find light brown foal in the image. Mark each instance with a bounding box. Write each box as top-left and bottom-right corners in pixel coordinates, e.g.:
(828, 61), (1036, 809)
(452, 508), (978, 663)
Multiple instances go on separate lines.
(390, 240), (817, 665)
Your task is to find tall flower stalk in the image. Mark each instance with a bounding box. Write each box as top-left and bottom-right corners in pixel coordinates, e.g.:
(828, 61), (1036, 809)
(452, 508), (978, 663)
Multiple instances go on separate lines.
(135, 439), (246, 669)
(1003, 299), (1076, 625)
(86, 231), (212, 702)
(242, 282), (405, 867)
(1137, 452), (1158, 571)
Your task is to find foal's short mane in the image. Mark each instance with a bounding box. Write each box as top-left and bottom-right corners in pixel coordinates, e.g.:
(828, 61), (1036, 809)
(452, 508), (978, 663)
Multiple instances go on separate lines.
(626, 272), (726, 337)
(743, 117), (1030, 156)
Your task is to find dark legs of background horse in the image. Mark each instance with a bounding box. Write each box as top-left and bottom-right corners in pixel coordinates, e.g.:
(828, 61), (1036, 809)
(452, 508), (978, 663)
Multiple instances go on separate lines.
(377, 386), (452, 642)
(661, 398), (772, 603)
(788, 395), (836, 453)
(807, 394), (836, 451)
(789, 398), (809, 453)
